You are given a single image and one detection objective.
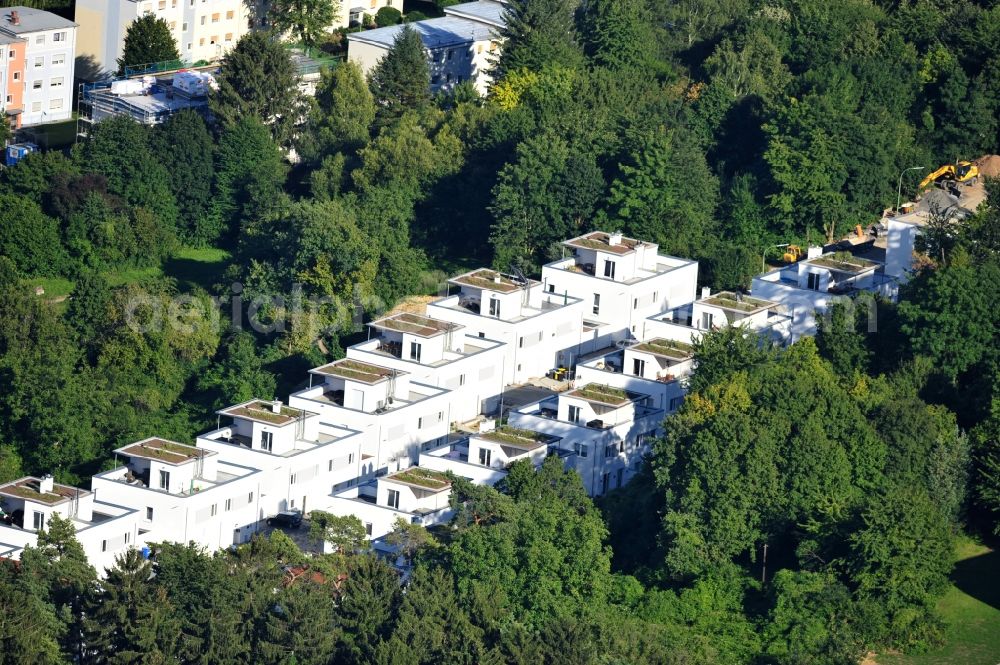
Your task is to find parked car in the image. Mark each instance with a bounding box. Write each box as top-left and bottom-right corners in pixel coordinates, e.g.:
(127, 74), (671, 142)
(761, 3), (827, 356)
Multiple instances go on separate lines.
(266, 510), (303, 529)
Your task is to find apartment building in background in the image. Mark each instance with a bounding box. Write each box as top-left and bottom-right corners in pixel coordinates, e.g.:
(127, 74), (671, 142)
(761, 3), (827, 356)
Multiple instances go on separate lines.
(0, 7), (76, 126)
(75, 0), (250, 76)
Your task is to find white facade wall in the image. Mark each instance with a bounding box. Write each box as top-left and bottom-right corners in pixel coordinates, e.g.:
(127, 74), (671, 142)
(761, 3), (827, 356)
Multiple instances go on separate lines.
(16, 25), (74, 124)
(90, 461), (263, 552)
(75, 0), (249, 75)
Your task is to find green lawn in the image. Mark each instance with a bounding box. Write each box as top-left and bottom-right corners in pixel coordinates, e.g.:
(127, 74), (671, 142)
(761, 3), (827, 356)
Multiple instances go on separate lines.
(878, 539), (1000, 665)
(22, 246), (231, 301)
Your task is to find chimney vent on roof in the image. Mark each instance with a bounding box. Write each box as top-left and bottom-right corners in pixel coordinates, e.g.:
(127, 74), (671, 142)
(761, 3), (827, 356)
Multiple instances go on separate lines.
(493, 273), (501, 284)
(271, 400), (282, 414)
(10, 10), (19, 25)
(608, 231), (623, 246)
(39, 474), (54, 494)
(701, 287), (711, 299)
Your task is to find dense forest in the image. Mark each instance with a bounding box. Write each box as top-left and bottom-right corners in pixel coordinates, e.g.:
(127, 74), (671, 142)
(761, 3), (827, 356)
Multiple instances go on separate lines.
(2, 0), (1000, 662)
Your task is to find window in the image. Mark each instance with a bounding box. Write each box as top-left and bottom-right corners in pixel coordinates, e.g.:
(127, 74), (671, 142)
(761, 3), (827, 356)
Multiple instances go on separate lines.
(159, 0), (166, 8)
(33, 512), (44, 530)
(619, 440), (625, 453)
(417, 417), (423, 429)
(146, 507), (154, 520)
(34, 56), (43, 67)
(328, 459), (333, 472)
(210, 36), (217, 44)
(35, 35), (44, 45)
(260, 430), (273, 452)
(633, 358), (645, 376)
(547, 283), (555, 293)
(488, 297), (500, 317)
(290, 473), (297, 485)
(518, 336), (523, 348)
(225, 32), (233, 41)
(592, 293), (600, 315)
(12, 72), (18, 81)
(478, 332), (485, 338)
(479, 448), (491, 466)
(653, 290), (658, 302)
(605, 445), (616, 459)
(210, 503), (217, 517)
(170, 21), (176, 29)
(102, 539), (107, 552)
(53, 31), (65, 41)
(370, 0), (376, 7)
(125, 532), (130, 543)
(226, 9), (234, 18)
(348, 453), (354, 464)
(633, 297), (638, 310)
(574, 442), (588, 458)
(409, 341), (422, 362)
(604, 260), (615, 279)
(200, 16), (206, 24)
(7, 50), (12, 57)
(212, 12), (220, 21)
(807, 272), (821, 290)
(225, 498), (232, 511)
(617, 468), (624, 488)
(387, 489), (400, 509)
(601, 473), (610, 494)
(568, 405), (580, 423)
(248, 491), (254, 502)
(50, 77), (63, 88)
(447, 49), (454, 60)
(158, 469), (170, 490)
(365, 522), (373, 536)
(183, 22), (188, 30)
(459, 374), (465, 386)
(701, 312), (714, 330)
(669, 396), (684, 411)
(31, 101), (40, 112)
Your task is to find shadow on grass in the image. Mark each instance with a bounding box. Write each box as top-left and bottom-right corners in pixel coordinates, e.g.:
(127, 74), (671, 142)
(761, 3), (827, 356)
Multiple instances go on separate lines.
(951, 548), (1000, 611)
(163, 256), (228, 293)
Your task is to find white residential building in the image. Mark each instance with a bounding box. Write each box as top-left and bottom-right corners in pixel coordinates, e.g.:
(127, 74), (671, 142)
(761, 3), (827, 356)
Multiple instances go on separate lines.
(0, 7), (76, 126)
(346, 312), (507, 423)
(325, 467), (454, 542)
(427, 268), (586, 384)
(419, 423), (557, 486)
(0, 475), (140, 573)
(289, 358), (453, 474)
(90, 438), (263, 553)
(751, 250), (893, 340)
(542, 231), (700, 346)
(644, 289), (791, 346)
(347, 11), (502, 94)
(75, 0), (250, 76)
(197, 399), (365, 516)
(339, 0), (402, 28)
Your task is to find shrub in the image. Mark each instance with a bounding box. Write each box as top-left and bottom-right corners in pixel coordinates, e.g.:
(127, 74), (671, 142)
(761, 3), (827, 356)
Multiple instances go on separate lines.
(375, 6), (402, 26)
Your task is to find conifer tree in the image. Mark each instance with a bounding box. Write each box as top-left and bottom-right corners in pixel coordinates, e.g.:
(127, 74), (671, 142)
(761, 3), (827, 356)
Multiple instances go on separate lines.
(368, 26), (430, 124)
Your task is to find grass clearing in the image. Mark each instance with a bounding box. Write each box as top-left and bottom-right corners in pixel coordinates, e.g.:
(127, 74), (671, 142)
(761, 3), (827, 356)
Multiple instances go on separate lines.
(877, 538), (1000, 665)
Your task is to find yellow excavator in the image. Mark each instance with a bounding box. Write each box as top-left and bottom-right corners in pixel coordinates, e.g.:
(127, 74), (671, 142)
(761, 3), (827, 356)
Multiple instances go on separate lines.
(918, 161), (980, 190)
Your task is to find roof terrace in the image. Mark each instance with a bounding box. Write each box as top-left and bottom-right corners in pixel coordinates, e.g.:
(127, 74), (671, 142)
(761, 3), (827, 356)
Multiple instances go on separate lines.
(564, 231), (643, 256)
(384, 468), (452, 492)
(370, 312), (461, 338)
(632, 338), (695, 361)
(116, 438), (209, 465)
(311, 359), (401, 385)
(566, 383), (634, 406)
(701, 291), (775, 314)
(449, 268), (532, 294)
(0, 477), (87, 505)
(478, 426), (553, 451)
(806, 252), (879, 274)
(218, 400), (313, 427)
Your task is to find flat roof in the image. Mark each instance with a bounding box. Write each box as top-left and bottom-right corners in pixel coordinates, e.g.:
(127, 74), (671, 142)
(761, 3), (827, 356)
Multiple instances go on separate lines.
(563, 231), (644, 256)
(117, 437), (209, 465)
(0, 7), (77, 34)
(218, 400), (313, 427)
(632, 338), (695, 361)
(0, 477), (88, 505)
(566, 383), (634, 407)
(476, 426), (552, 450)
(347, 16), (495, 49)
(384, 467), (452, 492)
(311, 358), (402, 385)
(806, 253), (879, 274)
(700, 291), (775, 314)
(450, 268), (530, 294)
(370, 312), (461, 338)
(443, 0), (506, 27)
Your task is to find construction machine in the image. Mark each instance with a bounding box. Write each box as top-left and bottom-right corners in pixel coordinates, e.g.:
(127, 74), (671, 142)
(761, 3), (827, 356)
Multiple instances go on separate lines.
(782, 245), (803, 263)
(918, 161), (979, 190)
